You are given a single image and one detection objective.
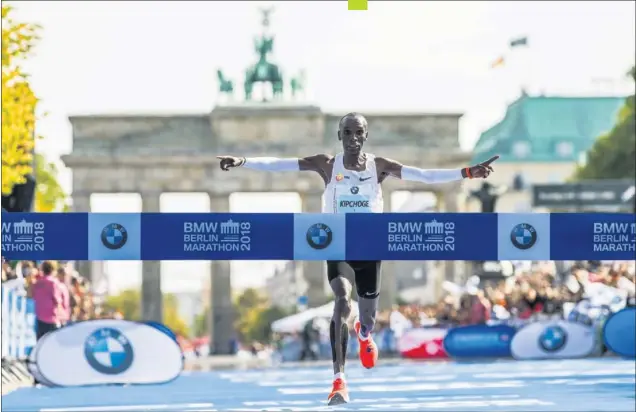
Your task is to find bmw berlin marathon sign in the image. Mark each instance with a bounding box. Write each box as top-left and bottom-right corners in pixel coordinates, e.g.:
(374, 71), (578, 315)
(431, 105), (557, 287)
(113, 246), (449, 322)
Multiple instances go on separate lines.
(183, 219), (251, 252)
(593, 222), (635, 253)
(1, 220), (45, 253)
(387, 219), (456, 252)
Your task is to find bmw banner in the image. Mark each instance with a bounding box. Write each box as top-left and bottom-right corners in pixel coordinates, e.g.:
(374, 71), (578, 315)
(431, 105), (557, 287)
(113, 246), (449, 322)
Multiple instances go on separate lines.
(347, 213), (497, 261)
(293, 213), (346, 260)
(603, 307), (636, 359)
(29, 319), (183, 387)
(0, 212), (634, 261)
(0, 213), (88, 261)
(88, 213), (141, 260)
(142, 213), (293, 260)
(497, 213), (551, 261)
(550, 213), (635, 260)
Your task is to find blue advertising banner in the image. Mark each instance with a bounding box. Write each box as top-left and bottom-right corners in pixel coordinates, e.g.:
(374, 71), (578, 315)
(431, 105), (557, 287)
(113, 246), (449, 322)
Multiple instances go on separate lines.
(1, 212), (634, 261)
(443, 324), (516, 358)
(551, 213), (635, 260)
(603, 307), (635, 359)
(141, 213), (293, 260)
(346, 213), (498, 261)
(1, 212), (88, 260)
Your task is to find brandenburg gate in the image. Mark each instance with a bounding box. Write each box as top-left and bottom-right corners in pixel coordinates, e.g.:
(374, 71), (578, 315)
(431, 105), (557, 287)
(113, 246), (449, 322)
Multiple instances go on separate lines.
(61, 9), (470, 354)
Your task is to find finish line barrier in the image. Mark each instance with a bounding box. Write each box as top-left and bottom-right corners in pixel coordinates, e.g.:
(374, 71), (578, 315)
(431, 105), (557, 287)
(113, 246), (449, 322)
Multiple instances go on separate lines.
(1, 213), (634, 261)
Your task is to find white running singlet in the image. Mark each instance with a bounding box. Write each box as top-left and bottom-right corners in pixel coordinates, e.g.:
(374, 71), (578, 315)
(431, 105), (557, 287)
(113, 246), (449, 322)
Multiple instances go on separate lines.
(322, 153), (384, 214)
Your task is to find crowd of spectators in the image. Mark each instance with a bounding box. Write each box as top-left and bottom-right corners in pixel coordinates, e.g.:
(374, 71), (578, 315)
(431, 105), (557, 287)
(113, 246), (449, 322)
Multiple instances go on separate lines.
(1, 259), (115, 339)
(374, 260), (635, 335)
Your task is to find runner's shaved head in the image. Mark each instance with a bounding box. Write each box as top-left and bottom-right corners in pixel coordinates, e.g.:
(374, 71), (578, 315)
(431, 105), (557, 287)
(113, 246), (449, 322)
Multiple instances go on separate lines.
(339, 113), (367, 130)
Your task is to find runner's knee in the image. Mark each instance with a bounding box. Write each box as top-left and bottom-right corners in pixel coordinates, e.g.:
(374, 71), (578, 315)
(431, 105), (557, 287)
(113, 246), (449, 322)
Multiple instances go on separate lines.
(333, 295), (352, 322)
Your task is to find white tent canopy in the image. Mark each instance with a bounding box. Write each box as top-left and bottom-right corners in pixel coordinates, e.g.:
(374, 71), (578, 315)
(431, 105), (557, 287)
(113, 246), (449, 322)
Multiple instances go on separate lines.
(271, 301), (359, 334)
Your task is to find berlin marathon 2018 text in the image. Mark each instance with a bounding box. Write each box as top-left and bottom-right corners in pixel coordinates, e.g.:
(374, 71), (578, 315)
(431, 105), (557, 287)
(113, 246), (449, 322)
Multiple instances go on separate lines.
(593, 222), (636, 252)
(182, 220), (251, 252)
(387, 220), (456, 252)
(1, 221), (45, 253)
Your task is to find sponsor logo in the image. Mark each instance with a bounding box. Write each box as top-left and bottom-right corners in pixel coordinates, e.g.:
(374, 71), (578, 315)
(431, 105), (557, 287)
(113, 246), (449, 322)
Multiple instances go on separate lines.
(350, 186), (360, 195)
(538, 325), (567, 352)
(84, 328), (134, 375)
(335, 173), (344, 182)
(510, 223), (537, 250)
(101, 223), (128, 250)
(359, 176), (372, 182)
(306, 223), (333, 250)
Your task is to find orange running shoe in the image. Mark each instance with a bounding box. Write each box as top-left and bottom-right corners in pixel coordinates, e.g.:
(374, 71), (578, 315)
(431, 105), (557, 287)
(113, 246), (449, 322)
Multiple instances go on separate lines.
(354, 321), (378, 369)
(327, 378), (349, 406)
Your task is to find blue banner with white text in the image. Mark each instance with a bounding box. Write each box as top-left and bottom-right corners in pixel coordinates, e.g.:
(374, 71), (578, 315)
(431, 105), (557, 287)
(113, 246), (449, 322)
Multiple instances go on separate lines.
(1, 212), (634, 261)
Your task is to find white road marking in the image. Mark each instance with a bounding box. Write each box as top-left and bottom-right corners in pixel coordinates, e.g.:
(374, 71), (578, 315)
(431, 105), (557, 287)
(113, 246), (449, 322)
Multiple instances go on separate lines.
(40, 403), (215, 412)
(257, 374), (456, 387)
(278, 380), (525, 395)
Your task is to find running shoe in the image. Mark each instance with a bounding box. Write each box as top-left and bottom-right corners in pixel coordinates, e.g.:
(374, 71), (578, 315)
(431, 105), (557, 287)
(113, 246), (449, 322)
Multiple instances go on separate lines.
(327, 377), (349, 405)
(354, 320), (378, 369)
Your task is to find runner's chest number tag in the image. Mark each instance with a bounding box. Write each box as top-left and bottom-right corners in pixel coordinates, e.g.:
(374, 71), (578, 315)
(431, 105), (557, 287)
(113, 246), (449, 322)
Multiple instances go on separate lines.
(337, 195), (371, 213)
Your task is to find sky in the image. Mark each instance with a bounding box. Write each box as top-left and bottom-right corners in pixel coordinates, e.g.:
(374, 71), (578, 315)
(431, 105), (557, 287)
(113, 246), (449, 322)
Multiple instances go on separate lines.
(10, 0), (635, 294)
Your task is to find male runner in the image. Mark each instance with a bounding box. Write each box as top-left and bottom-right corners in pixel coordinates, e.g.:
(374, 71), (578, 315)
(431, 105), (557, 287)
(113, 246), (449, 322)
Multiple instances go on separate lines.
(217, 113), (498, 405)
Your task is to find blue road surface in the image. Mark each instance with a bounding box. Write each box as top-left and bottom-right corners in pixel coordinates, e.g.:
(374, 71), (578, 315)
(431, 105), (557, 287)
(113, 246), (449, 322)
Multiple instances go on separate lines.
(3, 358), (635, 411)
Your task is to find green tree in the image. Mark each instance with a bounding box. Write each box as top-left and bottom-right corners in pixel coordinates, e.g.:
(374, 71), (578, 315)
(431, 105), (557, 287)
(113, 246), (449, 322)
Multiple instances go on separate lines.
(34, 154), (69, 212)
(233, 288), (295, 343)
(192, 309), (209, 338)
(103, 289), (191, 337)
(1, 5), (41, 195)
(575, 66), (636, 180)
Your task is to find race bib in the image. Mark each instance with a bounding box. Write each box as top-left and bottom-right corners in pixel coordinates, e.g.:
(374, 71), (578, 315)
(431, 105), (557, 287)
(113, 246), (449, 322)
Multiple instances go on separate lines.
(337, 195), (372, 213)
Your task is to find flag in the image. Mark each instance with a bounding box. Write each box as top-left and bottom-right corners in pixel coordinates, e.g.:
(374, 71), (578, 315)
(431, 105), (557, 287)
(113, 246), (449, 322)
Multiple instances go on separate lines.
(491, 56), (505, 69)
(509, 37), (528, 48)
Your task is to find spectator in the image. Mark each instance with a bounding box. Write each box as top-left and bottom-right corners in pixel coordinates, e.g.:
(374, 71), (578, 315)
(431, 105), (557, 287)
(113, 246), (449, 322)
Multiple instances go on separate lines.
(55, 267), (72, 326)
(31, 261), (65, 339)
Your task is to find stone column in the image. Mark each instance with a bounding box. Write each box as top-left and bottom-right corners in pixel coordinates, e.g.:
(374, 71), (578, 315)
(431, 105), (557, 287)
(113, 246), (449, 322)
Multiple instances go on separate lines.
(299, 192), (327, 307)
(141, 192), (163, 322)
(379, 192), (396, 310)
(71, 193), (94, 283)
(208, 195), (234, 355)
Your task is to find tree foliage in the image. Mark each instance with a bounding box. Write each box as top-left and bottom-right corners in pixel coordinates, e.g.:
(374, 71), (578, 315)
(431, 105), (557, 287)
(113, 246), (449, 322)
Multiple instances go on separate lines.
(575, 66), (636, 180)
(103, 289), (191, 338)
(34, 154), (69, 212)
(232, 288), (295, 343)
(1, 5), (41, 195)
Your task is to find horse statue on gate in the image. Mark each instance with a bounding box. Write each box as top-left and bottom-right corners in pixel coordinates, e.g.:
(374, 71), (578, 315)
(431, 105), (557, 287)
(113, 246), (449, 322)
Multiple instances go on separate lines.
(216, 69), (234, 101)
(244, 7), (284, 101)
(290, 70), (306, 100)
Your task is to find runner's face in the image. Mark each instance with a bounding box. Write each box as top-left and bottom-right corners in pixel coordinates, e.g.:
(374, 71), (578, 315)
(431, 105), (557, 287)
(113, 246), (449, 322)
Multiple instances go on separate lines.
(339, 117), (367, 155)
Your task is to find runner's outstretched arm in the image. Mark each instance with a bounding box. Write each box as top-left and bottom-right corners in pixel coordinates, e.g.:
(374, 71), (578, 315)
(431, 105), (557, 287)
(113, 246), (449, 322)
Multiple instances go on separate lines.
(217, 154), (329, 174)
(375, 155), (500, 183)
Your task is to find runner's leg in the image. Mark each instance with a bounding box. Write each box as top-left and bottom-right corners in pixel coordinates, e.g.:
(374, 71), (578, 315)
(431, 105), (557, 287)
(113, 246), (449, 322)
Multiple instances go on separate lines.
(354, 260), (381, 368)
(326, 261), (353, 405)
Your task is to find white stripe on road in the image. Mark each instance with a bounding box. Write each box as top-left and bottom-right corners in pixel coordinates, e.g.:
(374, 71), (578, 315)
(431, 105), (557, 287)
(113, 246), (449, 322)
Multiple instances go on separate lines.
(278, 380), (525, 395)
(41, 403), (215, 412)
(258, 374), (456, 387)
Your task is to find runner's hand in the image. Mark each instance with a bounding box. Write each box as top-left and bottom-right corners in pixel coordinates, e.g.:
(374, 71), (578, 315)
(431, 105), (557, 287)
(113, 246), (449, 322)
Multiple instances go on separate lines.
(469, 155), (499, 178)
(216, 156), (245, 171)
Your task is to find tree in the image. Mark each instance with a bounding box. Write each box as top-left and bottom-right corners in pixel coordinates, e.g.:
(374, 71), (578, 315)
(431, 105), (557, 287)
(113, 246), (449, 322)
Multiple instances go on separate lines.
(233, 288), (295, 343)
(34, 154), (69, 212)
(575, 66), (636, 180)
(103, 289), (191, 337)
(1, 5), (41, 195)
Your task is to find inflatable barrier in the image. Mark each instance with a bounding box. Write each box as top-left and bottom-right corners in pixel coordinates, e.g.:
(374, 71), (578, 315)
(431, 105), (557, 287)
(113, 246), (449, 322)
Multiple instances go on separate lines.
(603, 307), (636, 359)
(511, 320), (596, 360)
(27, 319), (183, 387)
(398, 328), (448, 359)
(443, 324), (516, 358)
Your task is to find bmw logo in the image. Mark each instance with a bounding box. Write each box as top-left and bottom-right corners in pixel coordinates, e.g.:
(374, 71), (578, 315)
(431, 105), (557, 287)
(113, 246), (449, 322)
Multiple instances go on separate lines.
(306, 223), (333, 250)
(350, 186), (360, 195)
(84, 328), (134, 375)
(101, 223), (128, 250)
(538, 325), (567, 352)
(510, 223), (537, 250)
